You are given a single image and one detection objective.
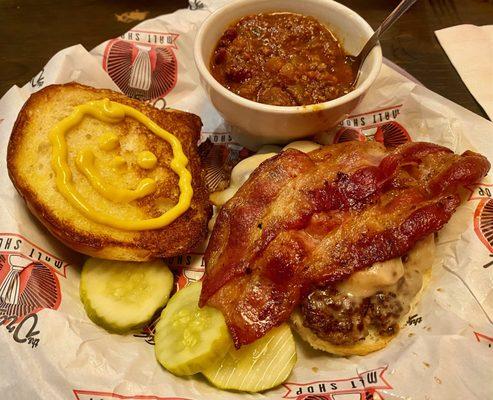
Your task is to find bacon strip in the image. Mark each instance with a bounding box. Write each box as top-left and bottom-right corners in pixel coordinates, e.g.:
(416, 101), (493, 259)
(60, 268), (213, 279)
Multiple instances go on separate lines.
(201, 142), (490, 347)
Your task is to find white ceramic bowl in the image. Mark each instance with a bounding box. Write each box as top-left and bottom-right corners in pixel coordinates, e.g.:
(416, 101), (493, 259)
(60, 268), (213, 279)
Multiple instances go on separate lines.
(194, 0), (382, 147)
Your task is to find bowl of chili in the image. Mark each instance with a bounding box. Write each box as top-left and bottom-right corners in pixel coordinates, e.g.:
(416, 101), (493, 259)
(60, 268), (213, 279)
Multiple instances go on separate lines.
(194, 0), (382, 147)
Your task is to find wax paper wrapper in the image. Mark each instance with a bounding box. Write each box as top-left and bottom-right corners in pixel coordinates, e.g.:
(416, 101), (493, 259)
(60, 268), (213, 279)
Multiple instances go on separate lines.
(0, 1), (492, 399)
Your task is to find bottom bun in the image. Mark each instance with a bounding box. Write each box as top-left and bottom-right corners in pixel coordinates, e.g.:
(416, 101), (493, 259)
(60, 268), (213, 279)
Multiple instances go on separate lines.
(290, 310), (395, 356)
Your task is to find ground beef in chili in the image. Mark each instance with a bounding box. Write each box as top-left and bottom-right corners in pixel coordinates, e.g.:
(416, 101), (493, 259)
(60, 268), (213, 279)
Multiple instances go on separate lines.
(210, 13), (356, 106)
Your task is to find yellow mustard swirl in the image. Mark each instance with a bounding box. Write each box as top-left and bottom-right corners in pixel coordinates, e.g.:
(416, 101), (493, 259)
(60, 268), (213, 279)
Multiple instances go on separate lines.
(98, 131), (119, 151)
(110, 155), (126, 169)
(136, 150), (158, 169)
(75, 148), (157, 202)
(48, 98), (193, 230)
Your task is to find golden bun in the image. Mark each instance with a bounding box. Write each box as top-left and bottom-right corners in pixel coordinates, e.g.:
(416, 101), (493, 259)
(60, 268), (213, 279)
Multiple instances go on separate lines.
(290, 309), (396, 356)
(7, 83), (211, 261)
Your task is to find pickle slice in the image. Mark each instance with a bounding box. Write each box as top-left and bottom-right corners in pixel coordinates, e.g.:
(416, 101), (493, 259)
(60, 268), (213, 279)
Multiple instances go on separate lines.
(202, 324), (297, 392)
(80, 258), (174, 333)
(154, 282), (231, 376)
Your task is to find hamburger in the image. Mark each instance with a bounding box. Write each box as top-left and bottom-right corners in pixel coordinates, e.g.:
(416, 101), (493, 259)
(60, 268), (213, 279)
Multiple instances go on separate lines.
(199, 140), (490, 354)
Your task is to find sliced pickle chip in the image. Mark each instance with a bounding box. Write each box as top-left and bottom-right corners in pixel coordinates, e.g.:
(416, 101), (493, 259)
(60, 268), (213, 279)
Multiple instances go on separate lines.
(202, 323), (297, 392)
(154, 282), (231, 376)
(80, 258), (174, 333)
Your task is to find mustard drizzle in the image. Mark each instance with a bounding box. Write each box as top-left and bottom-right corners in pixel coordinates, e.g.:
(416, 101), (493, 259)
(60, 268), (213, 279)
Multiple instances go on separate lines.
(75, 148), (157, 203)
(48, 98), (193, 230)
(136, 150), (158, 169)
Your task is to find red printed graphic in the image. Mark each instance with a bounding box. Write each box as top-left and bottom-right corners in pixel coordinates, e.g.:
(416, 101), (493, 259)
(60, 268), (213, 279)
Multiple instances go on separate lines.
(283, 367), (392, 399)
(474, 331), (493, 348)
(103, 30), (179, 101)
(199, 133), (254, 192)
(334, 121), (410, 146)
(0, 253), (61, 319)
(0, 233), (69, 277)
(334, 105), (410, 147)
(133, 316), (159, 345)
(167, 252), (205, 290)
(73, 390), (192, 400)
(474, 199), (493, 253)
(0, 234), (65, 320)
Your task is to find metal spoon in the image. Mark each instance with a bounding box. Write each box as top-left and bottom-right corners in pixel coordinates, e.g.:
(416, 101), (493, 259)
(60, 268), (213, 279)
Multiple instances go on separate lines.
(348, 0), (419, 87)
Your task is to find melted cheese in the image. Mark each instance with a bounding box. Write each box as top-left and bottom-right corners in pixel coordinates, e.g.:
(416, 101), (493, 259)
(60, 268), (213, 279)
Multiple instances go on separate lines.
(110, 156), (126, 169)
(283, 140), (322, 153)
(336, 258), (405, 298)
(404, 234), (436, 273)
(210, 153), (276, 206)
(337, 235), (436, 298)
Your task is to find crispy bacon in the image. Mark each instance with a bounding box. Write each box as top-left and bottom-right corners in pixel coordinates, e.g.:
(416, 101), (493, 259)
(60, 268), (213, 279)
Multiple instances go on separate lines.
(200, 142), (490, 347)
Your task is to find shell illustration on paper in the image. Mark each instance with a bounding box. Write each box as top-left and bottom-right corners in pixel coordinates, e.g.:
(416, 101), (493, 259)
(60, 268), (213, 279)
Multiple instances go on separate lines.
(474, 198), (493, 253)
(334, 121), (411, 146)
(376, 121), (411, 147)
(333, 127), (364, 143)
(199, 138), (253, 192)
(105, 39), (178, 101)
(478, 199), (493, 248)
(0, 253), (61, 318)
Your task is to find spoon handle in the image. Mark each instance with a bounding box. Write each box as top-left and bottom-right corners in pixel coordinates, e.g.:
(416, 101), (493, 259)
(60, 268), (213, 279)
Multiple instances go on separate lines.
(358, 0), (419, 61)
(376, 0), (419, 37)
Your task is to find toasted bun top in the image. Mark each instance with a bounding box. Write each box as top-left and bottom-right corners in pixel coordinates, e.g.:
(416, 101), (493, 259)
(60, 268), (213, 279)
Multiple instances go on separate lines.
(7, 83), (211, 261)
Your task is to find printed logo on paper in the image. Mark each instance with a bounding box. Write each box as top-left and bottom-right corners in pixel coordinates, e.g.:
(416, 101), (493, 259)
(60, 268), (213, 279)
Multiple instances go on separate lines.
(473, 197), (493, 254)
(167, 252), (205, 290)
(0, 233), (67, 348)
(30, 68), (45, 90)
(283, 367), (392, 400)
(466, 183), (493, 202)
(188, 0), (204, 10)
(199, 133), (254, 192)
(334, 105), (410, 146)
(0, 233), (65, 318)
(103, 30), (179, 101)
(133, 316), (159, 345)
(73, 390), (193, 400)
(463, 181), (493, 264)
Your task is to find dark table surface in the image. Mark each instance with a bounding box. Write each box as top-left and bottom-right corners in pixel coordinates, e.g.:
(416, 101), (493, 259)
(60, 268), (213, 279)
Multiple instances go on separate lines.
(1, 0), (492, 119)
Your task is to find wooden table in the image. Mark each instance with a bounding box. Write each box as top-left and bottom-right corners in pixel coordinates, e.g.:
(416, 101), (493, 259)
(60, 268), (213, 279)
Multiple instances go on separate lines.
(1, 0), (492, 119)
